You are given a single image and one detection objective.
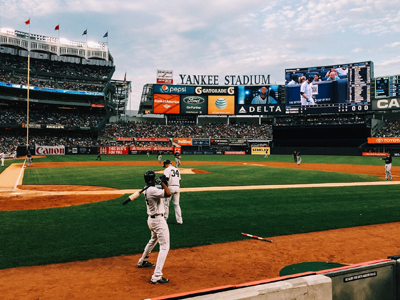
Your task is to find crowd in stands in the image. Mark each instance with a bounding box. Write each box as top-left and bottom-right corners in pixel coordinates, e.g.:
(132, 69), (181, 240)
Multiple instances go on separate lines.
(0, 53), (112, 80)
(0, 69), (105, 92)
(274, 116), (368, 126)
(375, 121), (400, 137)
(0, 108), (104, 127)
(100, 122), (273, 140)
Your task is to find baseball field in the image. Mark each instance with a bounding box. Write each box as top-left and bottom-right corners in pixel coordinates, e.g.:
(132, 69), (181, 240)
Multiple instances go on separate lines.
(1, 154), (400, 299)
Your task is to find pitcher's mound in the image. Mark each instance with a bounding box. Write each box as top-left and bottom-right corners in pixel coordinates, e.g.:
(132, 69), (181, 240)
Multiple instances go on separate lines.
(155, 168), (211, 174)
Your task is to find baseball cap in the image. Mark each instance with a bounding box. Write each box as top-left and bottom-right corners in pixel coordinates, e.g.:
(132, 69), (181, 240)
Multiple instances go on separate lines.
(164, 159), (171, 165)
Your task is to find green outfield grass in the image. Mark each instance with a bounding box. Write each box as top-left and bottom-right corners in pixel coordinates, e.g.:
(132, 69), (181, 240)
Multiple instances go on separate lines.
(27, 153), (395, 166)
(1, 185), (400, 270)
(23, 164), (380, 189)
(0, 154), (397, 270)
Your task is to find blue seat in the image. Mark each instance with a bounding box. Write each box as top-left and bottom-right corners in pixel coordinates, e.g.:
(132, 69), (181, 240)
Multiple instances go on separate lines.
(285, 85), (301, 105)
(310, 81), (333, 104)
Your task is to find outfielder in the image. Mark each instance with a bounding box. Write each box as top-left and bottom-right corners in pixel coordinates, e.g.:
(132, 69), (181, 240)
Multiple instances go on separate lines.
(163, 159), (183, 225)
(0, 151), (5, 167)
(137, 170), (172, 284)
(158, 152), (162, 164)
(26, 150), (32, 167)
(380, 153), (393, 180)
(13, 149), (17, 160)
(174, 152), (181, 168)
(297, 151), (301, 165)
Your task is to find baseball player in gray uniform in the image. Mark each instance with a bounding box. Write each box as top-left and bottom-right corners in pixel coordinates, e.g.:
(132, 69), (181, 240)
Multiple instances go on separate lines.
(26, 151), (33, 167)
(380, 153), (393, 180)
(297, 151), (301, 165)
(163, 159), (183, 225)
(0, 151), (5, 167)
(158, 152), (162, 164)
(174, 152), (181, 168)
(137, 170), (172, 284)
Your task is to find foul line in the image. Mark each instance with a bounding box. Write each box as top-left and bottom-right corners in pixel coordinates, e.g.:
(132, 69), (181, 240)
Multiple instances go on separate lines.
(14, 160), (26, 191)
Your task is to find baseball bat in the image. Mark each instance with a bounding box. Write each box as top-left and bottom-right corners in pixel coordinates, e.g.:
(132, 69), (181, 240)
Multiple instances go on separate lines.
(122, 186), (150, 205)
(241, 232), (272, 243)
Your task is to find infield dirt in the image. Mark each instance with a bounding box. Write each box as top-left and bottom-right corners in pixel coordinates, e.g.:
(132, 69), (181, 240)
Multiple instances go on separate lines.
(0, 161), (399, 300)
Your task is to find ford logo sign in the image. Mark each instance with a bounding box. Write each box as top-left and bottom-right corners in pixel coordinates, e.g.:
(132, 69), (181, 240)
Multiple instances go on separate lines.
(183, 96), (205, 104)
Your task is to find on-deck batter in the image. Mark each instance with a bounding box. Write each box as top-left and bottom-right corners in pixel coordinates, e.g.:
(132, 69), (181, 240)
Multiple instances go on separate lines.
(137, 170), (172, 284)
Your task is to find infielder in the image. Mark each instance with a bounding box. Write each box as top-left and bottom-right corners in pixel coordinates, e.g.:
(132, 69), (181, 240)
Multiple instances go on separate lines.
(300, 76), (316, 105)
(174, 152), (181, 168)
(0, 151), (5, 167)
(297, 151), (301, 165)
(380, 153), (393, 180)
(137, 170), (172, 284)
(293, 151), (297, 163)
(158, 152), (162, 164)
(26, 150), (32, 167)
(163, 159), (183, 225)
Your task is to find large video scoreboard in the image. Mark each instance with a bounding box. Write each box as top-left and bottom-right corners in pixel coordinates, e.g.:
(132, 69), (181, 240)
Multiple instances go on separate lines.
(284, 61), (373, 114)
(151, 61), (375, 116)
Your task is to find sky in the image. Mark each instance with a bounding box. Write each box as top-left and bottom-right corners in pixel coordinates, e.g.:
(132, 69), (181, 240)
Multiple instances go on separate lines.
(1, 0), (400, 111)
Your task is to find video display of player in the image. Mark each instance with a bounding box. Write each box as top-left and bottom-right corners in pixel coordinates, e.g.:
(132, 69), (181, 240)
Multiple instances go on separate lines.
(236, 85), (285, 115)
(284, 61), (373, 114)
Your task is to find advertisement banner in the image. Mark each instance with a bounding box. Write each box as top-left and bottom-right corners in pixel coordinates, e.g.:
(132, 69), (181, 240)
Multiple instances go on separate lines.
(362, 152), (388, 156)
(46, 125), (65, 129)
(372, 99), (400, 111)
(192, 138), (210, 146)
(208, 95), (235, 115)
(210, 139), (247, 146)
(154, 94), (180, 114)
(130, 146), (174, 151)
(153, 84), (194, 94)
(236, 104), (285, 115)
(136, 138), (170, 142)
(174, 147), (181, 154)
(35, 145), (65, 155)
(100, 146), (129, 155)
(116, 137), (134, 141)
(173, 138), (192, 146)
(66, 147), (94, 155)
(157, 70), (173, 84)
(251, 147), (270, 155)
(225, 151), (246, 155)
(180, 95), (208, 114)
(368, 137), (400, 144)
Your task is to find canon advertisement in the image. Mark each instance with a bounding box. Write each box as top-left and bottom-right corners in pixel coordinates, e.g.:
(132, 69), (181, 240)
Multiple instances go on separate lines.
(35, 145), (65, 155)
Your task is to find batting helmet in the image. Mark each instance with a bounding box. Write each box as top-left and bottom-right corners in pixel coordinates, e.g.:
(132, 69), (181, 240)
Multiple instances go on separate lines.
(307, 75), (314, 82)
(163, 159), (172, 168)
(144, 170), (156, 185)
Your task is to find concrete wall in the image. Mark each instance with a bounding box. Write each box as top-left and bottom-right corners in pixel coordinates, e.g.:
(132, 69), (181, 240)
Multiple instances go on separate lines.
(188, 275), (332, 300)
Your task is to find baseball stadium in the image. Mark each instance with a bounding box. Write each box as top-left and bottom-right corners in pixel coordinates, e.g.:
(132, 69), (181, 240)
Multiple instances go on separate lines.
(2, 26), (400, 300)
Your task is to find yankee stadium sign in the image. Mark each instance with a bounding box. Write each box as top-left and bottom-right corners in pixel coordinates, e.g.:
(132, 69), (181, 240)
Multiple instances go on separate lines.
(179, 74), (270, 85)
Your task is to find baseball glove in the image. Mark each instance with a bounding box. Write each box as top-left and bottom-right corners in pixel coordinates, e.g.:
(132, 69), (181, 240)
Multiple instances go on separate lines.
(155, 175), (168, 185)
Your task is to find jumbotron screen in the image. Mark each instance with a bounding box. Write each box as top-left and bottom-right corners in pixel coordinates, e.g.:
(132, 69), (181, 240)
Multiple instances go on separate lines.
(284, 61), (373, 114)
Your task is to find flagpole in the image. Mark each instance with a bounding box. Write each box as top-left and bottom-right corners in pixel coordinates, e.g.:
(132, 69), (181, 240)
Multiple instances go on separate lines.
(27, 17), (31, 151)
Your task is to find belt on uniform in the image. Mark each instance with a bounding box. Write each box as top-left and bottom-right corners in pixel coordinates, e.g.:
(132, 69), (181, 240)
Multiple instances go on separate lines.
(169, 185), (180, 186)
(150, 214), (163, 218)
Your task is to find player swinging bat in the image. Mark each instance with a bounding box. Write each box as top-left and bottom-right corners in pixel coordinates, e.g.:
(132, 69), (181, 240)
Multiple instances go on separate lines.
(122, 174), (168, 205)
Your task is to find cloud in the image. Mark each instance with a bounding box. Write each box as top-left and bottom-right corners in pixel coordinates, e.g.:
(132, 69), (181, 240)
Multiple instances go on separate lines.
(385, 42), (400, 48)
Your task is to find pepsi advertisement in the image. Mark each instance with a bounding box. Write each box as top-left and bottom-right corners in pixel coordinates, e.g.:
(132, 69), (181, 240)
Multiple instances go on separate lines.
(153, 84), (195, 94)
